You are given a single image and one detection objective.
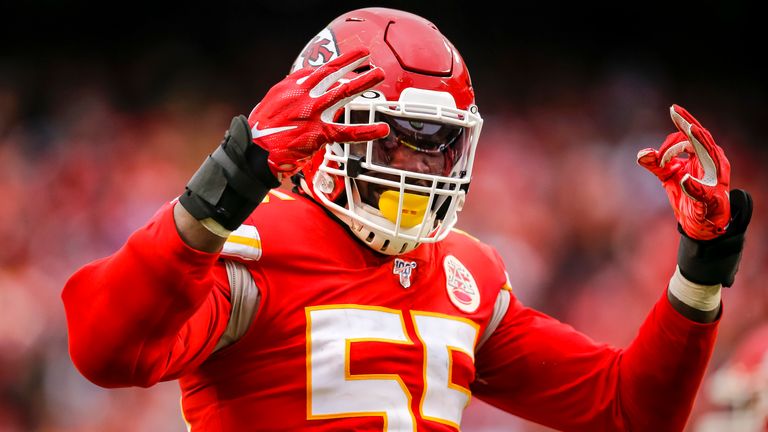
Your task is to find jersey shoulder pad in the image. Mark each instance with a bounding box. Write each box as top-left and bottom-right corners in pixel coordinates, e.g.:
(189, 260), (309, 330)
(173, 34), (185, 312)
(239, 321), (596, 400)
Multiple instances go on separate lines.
(444, 228), (512, 292)
(222, 223), (263, 261)
(221, 189), (299, 261)
(221, 189), (333, 262)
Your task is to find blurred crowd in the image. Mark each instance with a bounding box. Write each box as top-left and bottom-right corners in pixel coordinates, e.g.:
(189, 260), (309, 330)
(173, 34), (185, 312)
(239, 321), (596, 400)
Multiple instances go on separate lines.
(1, 30), (767, 432)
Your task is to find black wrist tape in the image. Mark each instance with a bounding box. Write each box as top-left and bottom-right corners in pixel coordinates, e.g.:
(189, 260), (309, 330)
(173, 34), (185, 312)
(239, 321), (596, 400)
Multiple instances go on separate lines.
(677, 189), (753, 287)
(179, 115), (280, 231)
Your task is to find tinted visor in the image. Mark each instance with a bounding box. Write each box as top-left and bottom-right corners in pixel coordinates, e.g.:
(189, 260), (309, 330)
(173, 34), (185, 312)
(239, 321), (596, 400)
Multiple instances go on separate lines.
(349, 111), (467, 177)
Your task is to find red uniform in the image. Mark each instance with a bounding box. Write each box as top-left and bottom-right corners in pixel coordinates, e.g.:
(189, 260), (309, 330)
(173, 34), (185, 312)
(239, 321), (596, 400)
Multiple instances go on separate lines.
(63, 190), (719, 431)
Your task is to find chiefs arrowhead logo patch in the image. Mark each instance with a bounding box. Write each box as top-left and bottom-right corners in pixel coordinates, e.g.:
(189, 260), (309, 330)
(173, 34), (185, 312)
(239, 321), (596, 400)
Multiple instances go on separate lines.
(444, 255), (479, 313)
(291, 28), (339, 72)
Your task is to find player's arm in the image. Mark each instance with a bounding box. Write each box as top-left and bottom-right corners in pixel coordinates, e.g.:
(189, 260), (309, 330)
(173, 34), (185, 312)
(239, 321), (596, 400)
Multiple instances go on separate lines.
(471, 105), (751, 431)
(62, 49), (389, 388)
(637, 105), (751, 324)
(472, 291), (718, 432)
(62, 202), (229, 387)
(61, 111), (277, 388)
(176, 46), (388, 245)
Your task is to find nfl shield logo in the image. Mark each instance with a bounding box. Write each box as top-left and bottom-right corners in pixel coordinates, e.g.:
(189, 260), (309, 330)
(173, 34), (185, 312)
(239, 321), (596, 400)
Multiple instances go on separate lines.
(393, 259), (417, 289)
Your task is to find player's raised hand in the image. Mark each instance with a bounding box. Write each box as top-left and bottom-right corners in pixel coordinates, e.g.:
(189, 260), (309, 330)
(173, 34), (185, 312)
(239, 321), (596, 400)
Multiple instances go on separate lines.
(247, 47), (390, 177)
(637, 105), (731, 240)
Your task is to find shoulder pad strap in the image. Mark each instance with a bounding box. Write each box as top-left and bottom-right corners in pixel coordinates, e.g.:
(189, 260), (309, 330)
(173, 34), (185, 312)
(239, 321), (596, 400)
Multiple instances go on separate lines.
(214, 260), (261, 351)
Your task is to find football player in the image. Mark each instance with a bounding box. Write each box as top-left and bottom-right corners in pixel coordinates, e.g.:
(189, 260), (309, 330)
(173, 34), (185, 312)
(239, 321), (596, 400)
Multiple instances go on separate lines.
(62, 7), (752, 431)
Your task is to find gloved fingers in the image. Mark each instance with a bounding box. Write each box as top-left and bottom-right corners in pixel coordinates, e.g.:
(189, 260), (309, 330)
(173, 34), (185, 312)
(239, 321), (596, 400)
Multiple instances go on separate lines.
(659, 140), (693, 168)
(671, 104), (704, 129)
(247, 67), (316, 128)
(325, 122), (390, 144)
(288, 66), (316, 83)
(670, 105), (728, 188)
(305, 48), (371, 96)
(317, 67), (386, 125)
(689, 124), (730, 185)
(656, 131), (691, 163)
(680, 173), (716, 203)
(318, 66), (385, 112)
(682, 123), (719, 187)
(637, 147), (664, 175)
(637, 147), (678, 181)
(637, 131), (689, 181)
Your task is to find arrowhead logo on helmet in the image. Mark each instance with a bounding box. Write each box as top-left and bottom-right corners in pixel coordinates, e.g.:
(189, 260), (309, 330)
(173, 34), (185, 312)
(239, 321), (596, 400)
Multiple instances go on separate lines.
(292, 28), (339, 72)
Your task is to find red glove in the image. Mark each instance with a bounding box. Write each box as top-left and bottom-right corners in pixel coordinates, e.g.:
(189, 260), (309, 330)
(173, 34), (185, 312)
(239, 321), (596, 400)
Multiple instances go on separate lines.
(247, 47), (390, 178)
(637, 105), (731, 240)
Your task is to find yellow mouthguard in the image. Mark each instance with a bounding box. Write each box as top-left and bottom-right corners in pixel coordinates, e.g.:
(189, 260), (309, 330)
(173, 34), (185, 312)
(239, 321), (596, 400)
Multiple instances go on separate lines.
(378, 191), (429, 228)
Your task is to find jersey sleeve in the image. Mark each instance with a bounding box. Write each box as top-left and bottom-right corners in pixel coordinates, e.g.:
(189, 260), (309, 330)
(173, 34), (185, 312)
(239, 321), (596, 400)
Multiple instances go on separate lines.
(471, 290), (719, 432)
(62, 202), (232, 388)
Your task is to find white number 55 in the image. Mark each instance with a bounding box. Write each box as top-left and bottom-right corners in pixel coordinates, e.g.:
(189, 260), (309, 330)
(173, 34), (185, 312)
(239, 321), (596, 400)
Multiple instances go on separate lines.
(306, 305), (479, 431)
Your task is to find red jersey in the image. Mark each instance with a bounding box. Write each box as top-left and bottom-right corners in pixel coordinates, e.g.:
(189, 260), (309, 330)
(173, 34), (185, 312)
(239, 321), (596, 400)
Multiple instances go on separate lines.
(62, 190), (719, 431)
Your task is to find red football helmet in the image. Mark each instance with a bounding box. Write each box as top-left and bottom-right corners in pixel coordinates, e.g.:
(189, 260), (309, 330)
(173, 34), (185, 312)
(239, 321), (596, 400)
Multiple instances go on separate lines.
(291, 7), (483, 255)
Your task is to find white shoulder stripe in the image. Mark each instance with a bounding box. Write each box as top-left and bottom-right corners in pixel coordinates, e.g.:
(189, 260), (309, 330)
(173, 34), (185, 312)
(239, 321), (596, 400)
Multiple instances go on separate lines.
(476, 289), (511, 352)
(215, 260), (261, 352)
(222, 224), (262, 261)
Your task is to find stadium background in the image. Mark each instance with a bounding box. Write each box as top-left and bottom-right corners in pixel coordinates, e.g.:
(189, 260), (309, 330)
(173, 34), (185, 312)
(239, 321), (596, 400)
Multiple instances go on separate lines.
(0, 1), (765, 430)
